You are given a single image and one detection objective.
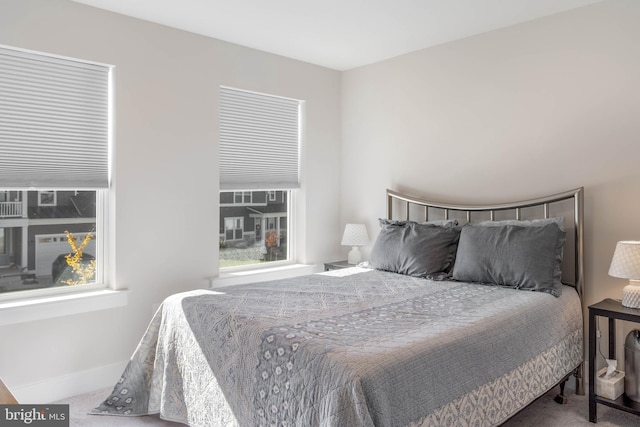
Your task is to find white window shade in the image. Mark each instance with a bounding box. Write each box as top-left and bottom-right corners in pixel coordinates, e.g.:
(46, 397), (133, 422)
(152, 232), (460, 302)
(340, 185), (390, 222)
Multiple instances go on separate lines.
(0, 46), (110, 189)
(219, 86), (300, 190)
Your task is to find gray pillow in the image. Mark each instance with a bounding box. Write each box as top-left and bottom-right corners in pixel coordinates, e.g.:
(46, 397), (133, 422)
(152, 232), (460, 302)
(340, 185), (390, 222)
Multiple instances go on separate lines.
(451, 223), (566, 296)
(369, 220), (461, 278)
(476, 217), (565, 286)
(477, 217), (565, 230)
(379, 218), (459, 227)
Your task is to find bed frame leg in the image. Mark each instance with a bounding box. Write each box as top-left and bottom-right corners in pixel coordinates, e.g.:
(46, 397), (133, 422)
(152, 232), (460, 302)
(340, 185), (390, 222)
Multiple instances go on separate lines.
(555, 364), (584, 404)
(574, 363), (585, 396)
(554, 379), (568, 404)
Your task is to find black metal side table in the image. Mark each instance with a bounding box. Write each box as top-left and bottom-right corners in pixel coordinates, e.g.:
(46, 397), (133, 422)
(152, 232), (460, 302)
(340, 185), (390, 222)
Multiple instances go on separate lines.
(589, 298), (640, 422)
(323, 260), (352, 271)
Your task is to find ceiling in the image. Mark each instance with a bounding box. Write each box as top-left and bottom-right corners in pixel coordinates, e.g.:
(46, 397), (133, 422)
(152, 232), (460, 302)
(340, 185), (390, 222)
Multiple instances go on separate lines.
(71, 0), (603, 71)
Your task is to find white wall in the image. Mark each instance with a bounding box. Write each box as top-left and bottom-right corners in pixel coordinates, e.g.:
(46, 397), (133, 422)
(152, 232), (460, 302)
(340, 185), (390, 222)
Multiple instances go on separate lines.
(341, 0), (640, 363)
(0, 0), (341, 400)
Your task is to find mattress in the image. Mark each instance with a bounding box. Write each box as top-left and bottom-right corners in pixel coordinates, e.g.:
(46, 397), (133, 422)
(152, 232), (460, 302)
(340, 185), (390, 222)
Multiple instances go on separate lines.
(92, 267), (583, 426)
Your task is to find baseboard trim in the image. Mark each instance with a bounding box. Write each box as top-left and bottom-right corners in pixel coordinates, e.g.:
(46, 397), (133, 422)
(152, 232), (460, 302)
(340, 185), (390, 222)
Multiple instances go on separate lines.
(11, 361), (128, 404)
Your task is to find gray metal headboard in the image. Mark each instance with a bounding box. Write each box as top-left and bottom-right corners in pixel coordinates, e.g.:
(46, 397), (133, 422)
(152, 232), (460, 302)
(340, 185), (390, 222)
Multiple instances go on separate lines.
(386, 187), (585, 300)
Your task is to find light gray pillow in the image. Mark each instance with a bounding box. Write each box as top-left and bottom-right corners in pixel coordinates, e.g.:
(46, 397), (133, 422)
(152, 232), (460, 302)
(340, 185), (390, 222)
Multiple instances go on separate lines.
(369, 220), (461, 278)
(451, 223), (566, 296)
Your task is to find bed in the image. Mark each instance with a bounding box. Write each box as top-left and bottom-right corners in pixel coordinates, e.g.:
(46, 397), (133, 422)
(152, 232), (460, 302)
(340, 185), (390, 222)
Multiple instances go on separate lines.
(92, 188), (585, 426)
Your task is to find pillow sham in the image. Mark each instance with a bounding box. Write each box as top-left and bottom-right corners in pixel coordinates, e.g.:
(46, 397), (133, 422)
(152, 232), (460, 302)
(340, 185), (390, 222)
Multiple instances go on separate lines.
(477, 217), (565, 230)
(369, 220), (460, 278)
(451, 222), (566, 296)
(379, 218), (459, 227)
(476, 217), (565, 286)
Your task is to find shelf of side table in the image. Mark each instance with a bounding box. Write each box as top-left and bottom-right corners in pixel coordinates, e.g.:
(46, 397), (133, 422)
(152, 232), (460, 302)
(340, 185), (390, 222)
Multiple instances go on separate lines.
(589, 298), (640, 422)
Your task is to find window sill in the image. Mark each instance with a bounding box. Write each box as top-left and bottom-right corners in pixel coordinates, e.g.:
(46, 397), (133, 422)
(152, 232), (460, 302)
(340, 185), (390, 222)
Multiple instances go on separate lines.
(0, 289), (129, 326)
(211, 263), (321, 288)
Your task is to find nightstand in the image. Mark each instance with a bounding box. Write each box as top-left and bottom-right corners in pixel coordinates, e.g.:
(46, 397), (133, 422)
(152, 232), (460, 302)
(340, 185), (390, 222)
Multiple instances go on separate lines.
(324, 260), (353, 271)
(589, 298), (640, 422)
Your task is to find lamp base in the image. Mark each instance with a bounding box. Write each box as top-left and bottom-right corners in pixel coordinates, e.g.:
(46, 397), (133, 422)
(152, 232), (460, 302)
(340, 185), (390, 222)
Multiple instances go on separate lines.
(347, 247), (362, 265)
(622, 283), (640, 309)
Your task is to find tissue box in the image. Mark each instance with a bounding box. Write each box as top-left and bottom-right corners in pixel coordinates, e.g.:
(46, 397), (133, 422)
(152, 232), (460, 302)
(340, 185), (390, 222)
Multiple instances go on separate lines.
(596, 367), (624, 400)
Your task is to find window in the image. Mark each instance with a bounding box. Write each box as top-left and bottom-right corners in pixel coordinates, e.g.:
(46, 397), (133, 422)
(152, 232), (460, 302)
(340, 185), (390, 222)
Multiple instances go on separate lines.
(38, 191), (57, 206)
(0, 46), (110, 295)
(233, 191), (252, 204)
(219, 190), (289, 266)
(219, 87), (301, 268)
(224, 217), (244, 241)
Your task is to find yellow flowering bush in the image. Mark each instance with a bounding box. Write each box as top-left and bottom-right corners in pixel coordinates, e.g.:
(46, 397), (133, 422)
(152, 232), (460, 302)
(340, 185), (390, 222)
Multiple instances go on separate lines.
(62, 230), (96, 285)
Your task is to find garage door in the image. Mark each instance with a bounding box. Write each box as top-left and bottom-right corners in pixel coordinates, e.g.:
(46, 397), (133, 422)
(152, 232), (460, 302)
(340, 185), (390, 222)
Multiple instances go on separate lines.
(35, 233), (97, 277)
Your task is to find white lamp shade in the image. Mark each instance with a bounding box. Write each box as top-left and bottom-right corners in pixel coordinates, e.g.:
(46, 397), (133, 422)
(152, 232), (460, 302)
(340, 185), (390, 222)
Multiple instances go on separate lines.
(341, 224), (369, 265)
(609, 241), (640, 279)
(341, 224), (369, 247)
(609, 241), (640, 309)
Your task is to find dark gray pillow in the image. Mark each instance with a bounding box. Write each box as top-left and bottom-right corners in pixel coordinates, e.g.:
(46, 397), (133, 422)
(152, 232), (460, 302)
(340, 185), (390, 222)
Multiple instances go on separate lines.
(379, 218), (459, 227)
(369, 221), (461, 278)
(476, 217), (565, 286)
(451, 223), (566, 296)
(476, 217), (564, 230)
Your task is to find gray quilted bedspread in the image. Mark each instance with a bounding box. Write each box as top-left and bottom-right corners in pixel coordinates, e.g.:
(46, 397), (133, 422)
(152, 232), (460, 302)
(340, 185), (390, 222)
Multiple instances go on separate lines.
(91, 268), (583, 426)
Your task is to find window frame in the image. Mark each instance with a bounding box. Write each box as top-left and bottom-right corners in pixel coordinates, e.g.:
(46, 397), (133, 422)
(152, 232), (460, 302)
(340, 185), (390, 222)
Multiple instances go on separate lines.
(0, 189), (109, 302)
(219, 189), (295, 271)
(218, 86), (302, 271)
(224, 216), (244, 241)
(233, 191), (253, 205)
(37, 190), (57, 207)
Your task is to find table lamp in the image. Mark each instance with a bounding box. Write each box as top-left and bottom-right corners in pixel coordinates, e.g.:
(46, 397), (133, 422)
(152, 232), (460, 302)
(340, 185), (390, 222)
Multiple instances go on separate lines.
(609, 241), (640, 308)
(341, 224), (369, 265)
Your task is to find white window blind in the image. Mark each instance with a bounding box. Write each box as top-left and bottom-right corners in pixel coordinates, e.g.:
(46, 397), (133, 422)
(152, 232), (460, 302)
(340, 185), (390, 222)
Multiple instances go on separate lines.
(0, 46), (110, 189)
(219, 86), (301, 190)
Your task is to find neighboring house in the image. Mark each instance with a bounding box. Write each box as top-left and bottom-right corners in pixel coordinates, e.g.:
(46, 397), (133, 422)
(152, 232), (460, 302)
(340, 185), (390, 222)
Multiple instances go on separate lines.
(219, 190), (287, 249)
(0, 190), (96, 280)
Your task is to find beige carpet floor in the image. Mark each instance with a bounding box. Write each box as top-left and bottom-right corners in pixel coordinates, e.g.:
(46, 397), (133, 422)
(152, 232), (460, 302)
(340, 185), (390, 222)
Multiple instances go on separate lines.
(56, 384), (639, 426)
